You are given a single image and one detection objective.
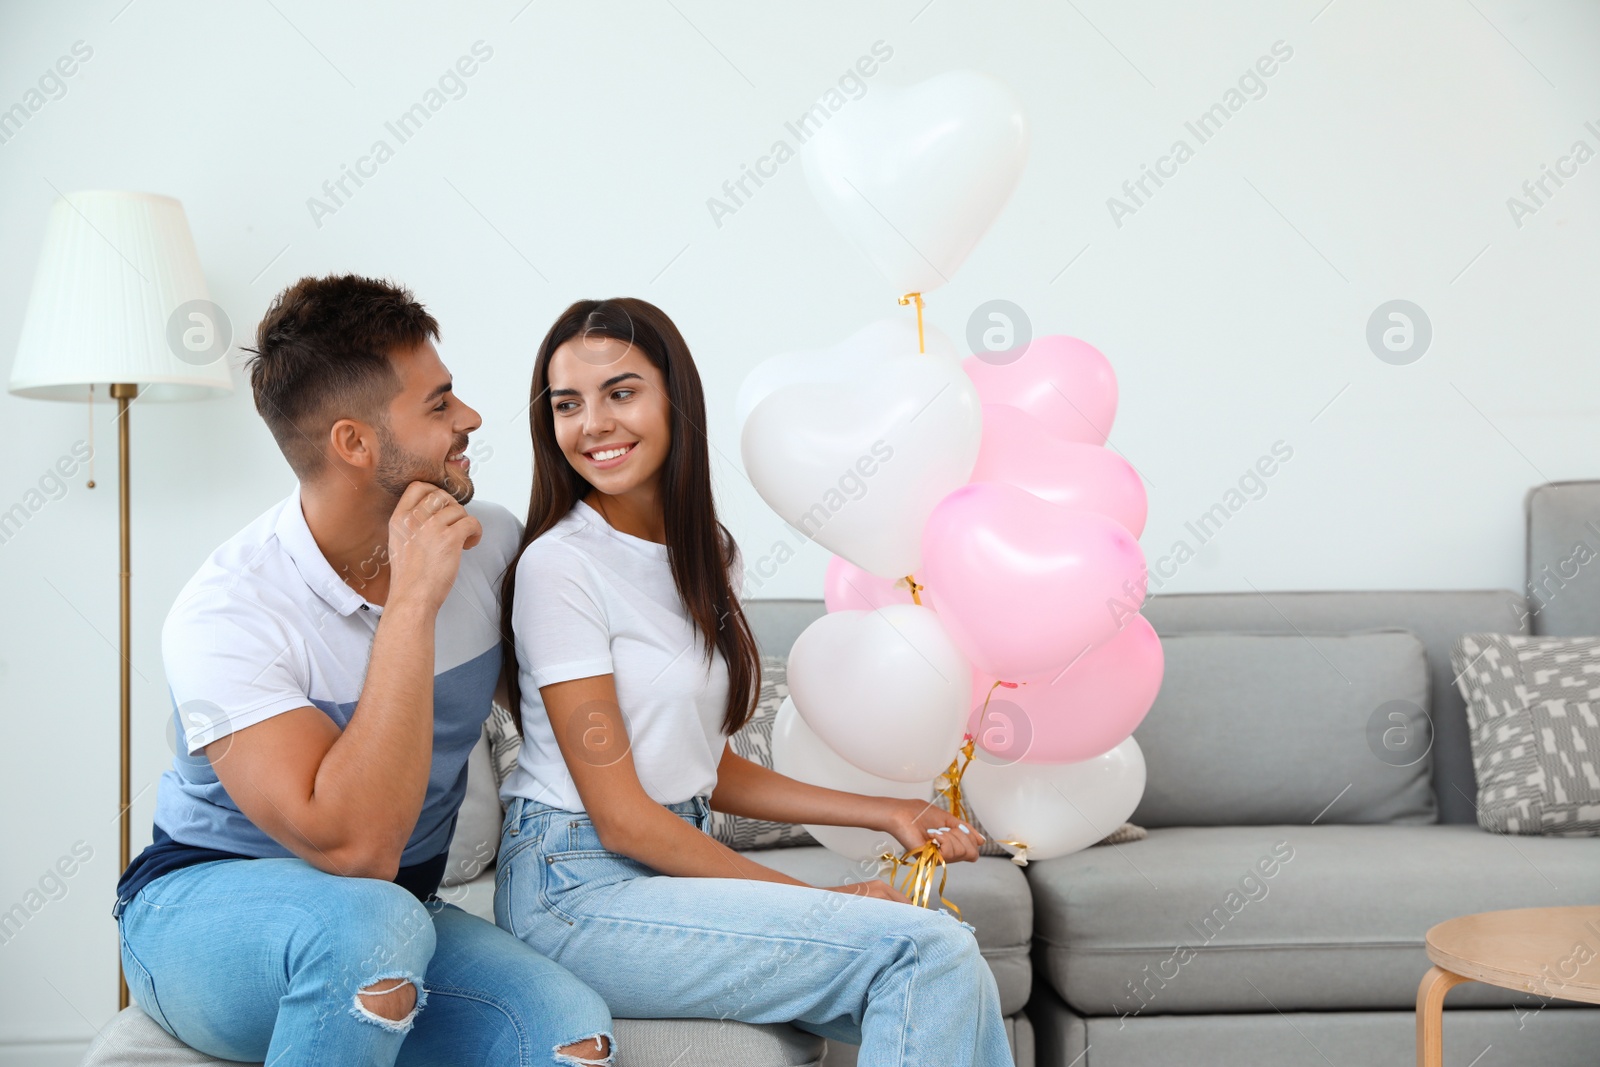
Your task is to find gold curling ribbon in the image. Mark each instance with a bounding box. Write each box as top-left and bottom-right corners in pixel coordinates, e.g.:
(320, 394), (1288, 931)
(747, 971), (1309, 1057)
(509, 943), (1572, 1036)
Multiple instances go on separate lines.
(878, 684), (1036, 915)
(968, 681), (1034, 867)
(900, 574), (924, 606)
(897, 292), (926, 353)
(879, 836), (958, 915)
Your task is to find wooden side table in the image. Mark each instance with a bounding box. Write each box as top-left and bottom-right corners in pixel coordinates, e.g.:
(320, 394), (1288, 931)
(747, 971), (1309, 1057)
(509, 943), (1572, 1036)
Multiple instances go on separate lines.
(1417, 905), (1600, 1067)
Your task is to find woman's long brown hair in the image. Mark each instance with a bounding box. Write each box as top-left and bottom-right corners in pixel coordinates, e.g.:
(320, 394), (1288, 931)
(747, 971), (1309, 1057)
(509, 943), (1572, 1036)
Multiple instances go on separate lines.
(498, 297), (761, 738)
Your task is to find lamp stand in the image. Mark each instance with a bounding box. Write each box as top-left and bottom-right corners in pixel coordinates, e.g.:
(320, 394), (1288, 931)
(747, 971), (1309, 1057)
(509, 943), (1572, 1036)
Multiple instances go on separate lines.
(112, 382), (137, 1010)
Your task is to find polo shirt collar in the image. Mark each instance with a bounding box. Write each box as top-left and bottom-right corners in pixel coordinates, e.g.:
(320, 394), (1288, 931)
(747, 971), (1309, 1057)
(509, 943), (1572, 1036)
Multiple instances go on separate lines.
(274, 489), (369, 617)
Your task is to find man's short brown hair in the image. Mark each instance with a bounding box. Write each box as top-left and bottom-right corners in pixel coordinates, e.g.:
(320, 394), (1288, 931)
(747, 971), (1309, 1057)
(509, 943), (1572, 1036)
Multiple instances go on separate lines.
(243, 274), (439, 478)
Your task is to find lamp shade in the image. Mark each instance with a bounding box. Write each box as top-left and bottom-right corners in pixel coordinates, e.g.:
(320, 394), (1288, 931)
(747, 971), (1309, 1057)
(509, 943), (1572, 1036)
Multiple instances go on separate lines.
(8, 190), (233, 402)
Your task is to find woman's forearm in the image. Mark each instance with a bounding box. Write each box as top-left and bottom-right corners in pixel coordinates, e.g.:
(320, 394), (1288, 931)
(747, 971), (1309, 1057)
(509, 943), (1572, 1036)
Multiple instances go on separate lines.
(709, 747), (898, 831)
(593, 794), (811, 885)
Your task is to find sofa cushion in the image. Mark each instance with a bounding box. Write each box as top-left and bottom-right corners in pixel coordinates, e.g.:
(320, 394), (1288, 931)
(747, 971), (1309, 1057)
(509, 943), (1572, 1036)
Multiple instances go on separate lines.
(1027, 823), (1600, 1015)
(439, 866), (496, 921)
(1137, 590), (1531, 827)
(1130, 630), (1436, 827)
(753, 847), (1033, 1016)
(82, 1004), (825, 1066)
(1452, 633), (1600, 835)
(441, 725), (501, 886)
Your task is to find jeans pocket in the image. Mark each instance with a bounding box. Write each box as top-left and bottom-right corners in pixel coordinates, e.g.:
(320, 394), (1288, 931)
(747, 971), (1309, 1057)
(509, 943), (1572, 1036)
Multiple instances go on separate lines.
(539, 847), (649, 927)
(497, 828), (577, 941)
(118, 920), (178, 1038)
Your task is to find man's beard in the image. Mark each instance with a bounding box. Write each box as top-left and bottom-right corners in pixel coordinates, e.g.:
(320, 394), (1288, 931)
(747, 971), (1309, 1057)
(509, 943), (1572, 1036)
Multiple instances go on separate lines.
(374, 425), (474, 505)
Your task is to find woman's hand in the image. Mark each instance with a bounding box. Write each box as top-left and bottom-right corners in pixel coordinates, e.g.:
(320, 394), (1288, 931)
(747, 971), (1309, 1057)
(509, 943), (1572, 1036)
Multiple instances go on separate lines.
(818, 880), (911, 904)
(877, 797), (984, 863)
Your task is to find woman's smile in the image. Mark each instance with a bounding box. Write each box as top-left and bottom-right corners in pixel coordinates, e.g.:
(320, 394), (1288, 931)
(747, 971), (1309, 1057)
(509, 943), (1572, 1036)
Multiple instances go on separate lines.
(584, 441), (638, 469)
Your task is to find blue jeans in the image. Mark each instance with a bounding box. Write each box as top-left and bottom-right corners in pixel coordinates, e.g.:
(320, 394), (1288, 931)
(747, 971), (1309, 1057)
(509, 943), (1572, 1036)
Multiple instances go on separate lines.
(116, 856), (613, 1066)
(494, 794), (1014, 1067)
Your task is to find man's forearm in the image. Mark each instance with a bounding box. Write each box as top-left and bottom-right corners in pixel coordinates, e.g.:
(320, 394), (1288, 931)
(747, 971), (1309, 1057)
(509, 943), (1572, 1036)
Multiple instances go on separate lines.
(307, 597), (438, 874)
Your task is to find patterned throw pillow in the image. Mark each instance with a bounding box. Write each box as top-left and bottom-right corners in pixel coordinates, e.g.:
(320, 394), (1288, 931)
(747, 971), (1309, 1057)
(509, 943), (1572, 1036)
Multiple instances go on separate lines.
(705, 655), (821, 850)
(1452, 633), (1600, 836)
(486, 699), (521, 787)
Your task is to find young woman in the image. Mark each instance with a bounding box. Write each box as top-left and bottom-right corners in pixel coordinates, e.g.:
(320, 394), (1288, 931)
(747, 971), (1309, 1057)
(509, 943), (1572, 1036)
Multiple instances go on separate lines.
(493, 298), (1015, 1065)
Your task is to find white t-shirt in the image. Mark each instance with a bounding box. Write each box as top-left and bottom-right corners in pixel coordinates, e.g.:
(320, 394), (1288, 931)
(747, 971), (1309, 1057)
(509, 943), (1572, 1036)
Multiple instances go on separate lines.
(501, 499), (741, 812)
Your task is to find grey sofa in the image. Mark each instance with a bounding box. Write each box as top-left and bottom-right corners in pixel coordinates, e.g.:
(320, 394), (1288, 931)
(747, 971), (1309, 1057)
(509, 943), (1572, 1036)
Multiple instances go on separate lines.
(83, 481), (1600, 1066)
(1025, 479), (1600, 1066)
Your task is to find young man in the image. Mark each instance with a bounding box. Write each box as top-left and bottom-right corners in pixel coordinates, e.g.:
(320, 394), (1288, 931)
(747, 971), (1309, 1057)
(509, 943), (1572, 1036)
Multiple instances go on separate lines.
(112, 275), (613, 1066)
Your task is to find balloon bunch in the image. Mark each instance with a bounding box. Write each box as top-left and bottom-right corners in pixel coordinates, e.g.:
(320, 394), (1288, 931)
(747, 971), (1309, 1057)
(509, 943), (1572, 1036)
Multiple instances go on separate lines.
(737, 72), (1164, 900)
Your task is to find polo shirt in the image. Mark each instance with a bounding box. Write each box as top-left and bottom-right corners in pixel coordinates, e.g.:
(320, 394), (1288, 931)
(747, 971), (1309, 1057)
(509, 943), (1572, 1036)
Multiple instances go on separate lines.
(113, 488), (519, 919)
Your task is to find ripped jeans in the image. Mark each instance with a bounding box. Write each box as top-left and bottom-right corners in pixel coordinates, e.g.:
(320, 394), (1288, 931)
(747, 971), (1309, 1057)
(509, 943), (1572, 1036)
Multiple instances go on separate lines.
(495, 794), (1014, 1067)
(115, 856), (613, 1066)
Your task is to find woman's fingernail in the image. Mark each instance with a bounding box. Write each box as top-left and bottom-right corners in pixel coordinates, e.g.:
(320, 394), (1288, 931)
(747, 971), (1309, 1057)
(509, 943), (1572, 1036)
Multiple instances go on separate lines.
(958, 825), (970, 834)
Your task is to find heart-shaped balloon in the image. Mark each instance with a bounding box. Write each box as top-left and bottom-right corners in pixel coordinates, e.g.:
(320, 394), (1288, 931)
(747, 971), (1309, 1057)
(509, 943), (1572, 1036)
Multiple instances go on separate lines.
(962, 736), (1147, 862)
(969, 613), (1164, 764)
(742, 337), (981, 579)
(802, 70), (1029, 294)
(771, 696), (933, 863)
(823, 555), (937, 613)
(787, 604), (971, 782)
(963, 336), (1117, 445)
(969, 404), (1147, 538)
(922, 482), (1148, 679)
(735, 318), (958, 431)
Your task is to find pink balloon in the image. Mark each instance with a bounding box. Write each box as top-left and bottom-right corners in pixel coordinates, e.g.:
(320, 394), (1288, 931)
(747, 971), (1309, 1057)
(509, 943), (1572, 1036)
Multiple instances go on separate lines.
(967, 614), (1164, 764)
(970, 404), (1148, 538)
(963, 336), (1117, 445)
(921, 482), (1147, 679)
(823, 556), (936, 613)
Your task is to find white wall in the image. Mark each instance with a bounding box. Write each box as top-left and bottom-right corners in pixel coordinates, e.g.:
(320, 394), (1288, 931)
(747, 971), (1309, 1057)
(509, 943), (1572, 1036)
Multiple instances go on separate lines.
(1, 0), (1597, 1055)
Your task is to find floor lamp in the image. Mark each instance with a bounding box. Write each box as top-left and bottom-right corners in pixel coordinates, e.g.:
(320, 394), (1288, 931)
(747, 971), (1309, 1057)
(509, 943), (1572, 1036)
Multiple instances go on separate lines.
(7, 190), (233, 1009)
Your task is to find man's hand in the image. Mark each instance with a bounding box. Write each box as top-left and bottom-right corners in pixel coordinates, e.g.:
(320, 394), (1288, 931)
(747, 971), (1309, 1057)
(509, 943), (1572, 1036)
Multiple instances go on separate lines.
(878, 797), (984, 863)
(387, 481), (482, 611)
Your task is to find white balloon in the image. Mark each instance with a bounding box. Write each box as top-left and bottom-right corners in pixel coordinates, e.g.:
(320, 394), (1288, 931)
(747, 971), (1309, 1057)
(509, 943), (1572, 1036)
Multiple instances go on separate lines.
(787, 605), (971, 783)
(734, 317), (958, 431)
(772, 697), (933, 863)
(962, 738), (1147, 863)
(802, 70), (1029, 294)
(740, 336), (981, 579)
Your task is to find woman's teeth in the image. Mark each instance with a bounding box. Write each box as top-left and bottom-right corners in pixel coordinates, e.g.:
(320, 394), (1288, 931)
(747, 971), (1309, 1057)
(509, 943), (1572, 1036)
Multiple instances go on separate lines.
(590, 445), (632, 461)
